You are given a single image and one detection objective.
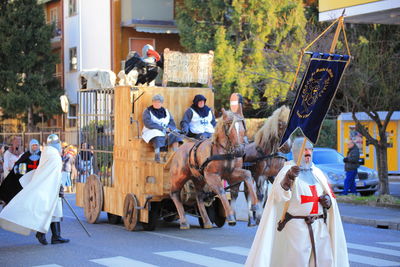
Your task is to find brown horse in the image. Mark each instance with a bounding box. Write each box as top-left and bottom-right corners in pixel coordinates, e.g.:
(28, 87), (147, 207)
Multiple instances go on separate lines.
(230, 106), (292, 224)
(169, 109), (259, 229)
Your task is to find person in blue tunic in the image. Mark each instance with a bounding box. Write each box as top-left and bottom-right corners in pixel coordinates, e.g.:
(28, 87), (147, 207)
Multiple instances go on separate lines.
(180, 94), (216, 140)
(142, 94), (182, 162)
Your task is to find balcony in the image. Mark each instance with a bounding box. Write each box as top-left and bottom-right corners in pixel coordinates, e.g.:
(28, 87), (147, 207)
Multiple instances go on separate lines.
(121, 0), (178, 34)
(49, 20), (62, 41)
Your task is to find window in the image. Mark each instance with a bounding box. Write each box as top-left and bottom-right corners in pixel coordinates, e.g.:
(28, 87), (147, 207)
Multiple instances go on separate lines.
(69, 0), (77, 16)
(50, 8), (58, 24)
(69, 47), (77, 71)
(68, 104), (77, 128)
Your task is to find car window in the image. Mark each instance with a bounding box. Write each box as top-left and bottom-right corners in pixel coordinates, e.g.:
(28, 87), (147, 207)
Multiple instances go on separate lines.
(313, 150), (344, 164)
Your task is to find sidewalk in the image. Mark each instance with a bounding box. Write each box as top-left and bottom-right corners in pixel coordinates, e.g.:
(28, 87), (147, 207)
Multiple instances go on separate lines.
(338, 202), (400, 230)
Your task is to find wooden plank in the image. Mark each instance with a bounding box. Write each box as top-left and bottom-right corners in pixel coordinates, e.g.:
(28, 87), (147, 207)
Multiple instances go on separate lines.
(75, 182), (85, 207)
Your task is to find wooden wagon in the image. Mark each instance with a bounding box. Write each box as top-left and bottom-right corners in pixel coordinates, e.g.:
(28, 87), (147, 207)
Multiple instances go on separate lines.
(75, 50), (226, 230)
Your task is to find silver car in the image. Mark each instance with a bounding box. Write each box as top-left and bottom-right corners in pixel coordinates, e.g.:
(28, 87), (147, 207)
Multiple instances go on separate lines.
(287, 147), (379, 196)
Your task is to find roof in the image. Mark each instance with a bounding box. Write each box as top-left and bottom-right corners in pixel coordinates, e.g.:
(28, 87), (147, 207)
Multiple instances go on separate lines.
(338, 111), (400, 121)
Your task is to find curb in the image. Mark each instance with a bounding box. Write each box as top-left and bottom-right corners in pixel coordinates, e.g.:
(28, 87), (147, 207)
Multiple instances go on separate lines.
(337, 199), (400, 209)
(341, 215), (400, 231)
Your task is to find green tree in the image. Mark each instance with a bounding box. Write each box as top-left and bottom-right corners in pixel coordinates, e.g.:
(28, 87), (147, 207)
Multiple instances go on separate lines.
(0, 0), (62, 131)
(335, 24), (400, 195)
(176, 0), (306, 110)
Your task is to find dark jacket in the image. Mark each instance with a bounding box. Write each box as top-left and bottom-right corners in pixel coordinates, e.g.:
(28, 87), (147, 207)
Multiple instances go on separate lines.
(344, 145), (360, 171)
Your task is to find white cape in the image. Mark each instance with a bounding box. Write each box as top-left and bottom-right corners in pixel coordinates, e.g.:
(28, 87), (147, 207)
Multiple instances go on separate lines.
(245, 162), (349, 267)
(0, 146), (62, 235)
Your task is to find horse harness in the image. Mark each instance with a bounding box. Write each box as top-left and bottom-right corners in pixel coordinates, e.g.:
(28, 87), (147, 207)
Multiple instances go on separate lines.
(188, 139), (243, 178)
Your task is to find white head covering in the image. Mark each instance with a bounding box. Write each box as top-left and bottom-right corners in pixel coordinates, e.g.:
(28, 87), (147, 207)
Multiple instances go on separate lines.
(292, 137), (313, 169)
(47, 134), (61, 154)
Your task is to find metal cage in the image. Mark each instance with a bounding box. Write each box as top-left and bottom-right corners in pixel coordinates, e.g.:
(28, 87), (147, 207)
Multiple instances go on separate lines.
(78, 88), (114, 187)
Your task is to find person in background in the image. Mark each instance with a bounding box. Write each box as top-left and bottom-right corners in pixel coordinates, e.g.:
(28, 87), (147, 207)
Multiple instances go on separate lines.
(3, 136), (23, 177)
(142, 94), (182, 163)
(61, 143), (73, 193)
(69, 146), (78, 192)
(77, 143), (93, 183)
(0, 145), (6, 186)
(180, 94), (216, 140)
(0, 139), (41, 204)
(342, 139), (360, 195)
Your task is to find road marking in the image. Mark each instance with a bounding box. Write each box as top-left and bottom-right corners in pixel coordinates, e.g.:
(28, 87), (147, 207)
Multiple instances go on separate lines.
(145, 232), (207, 244)
(349, 253), (400, 267)
(377, 242), (400, 248)
(90, 256), (158, 267)
(155, 251), (243, 267)
(347, 242), (400, 257)
(32, 265), (63, 267)
(212, 246), (250, 256)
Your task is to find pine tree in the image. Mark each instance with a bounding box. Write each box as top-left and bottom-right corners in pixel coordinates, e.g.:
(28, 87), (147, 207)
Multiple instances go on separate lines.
(0, 0), (62, 131)
(176, 0), (306, 111)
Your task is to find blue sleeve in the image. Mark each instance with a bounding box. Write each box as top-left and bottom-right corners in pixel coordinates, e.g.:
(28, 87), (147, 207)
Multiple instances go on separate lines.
(210, 109), (217, 127)
(180, 109), (193, 133)
(142, 109), (164, 130)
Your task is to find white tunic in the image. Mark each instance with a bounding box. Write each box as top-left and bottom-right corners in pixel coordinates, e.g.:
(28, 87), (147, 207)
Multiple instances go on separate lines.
(0, 146), (62, 235)
(142, 110), (170, 143)
(189, 109), (215, 134)
(245, 162), (349, 267)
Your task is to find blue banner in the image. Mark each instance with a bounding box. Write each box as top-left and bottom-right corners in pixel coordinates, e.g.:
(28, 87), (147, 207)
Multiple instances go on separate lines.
(280, 53), (350, 146)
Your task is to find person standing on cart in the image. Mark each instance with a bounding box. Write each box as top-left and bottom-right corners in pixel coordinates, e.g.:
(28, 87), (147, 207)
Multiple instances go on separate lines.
(180, 94), (216, 140)
(142, 94), (182, 162)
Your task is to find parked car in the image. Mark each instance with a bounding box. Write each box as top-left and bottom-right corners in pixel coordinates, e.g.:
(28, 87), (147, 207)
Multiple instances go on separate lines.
(286, 147), (379, 196)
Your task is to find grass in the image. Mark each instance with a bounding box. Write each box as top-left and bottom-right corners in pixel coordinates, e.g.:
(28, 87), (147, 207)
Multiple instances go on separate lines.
(336, 194), (400, 207)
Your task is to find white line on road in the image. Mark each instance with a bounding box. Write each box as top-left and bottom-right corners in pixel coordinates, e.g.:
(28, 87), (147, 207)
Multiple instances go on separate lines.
(155, 251), (243, 267)
(212, 246), (250, 256)
(145, 232), (208, 244)
(32, 265), (63, 267)
(347, 242), (400, 257)
(377, 242), (400, 248)
(90, 256), (158, 267)
(349, 253), (400, 267)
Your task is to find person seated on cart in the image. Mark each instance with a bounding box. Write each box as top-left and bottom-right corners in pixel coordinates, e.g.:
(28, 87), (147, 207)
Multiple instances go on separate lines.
(142, 94), (182, 162)
(180, 94), (216, 140)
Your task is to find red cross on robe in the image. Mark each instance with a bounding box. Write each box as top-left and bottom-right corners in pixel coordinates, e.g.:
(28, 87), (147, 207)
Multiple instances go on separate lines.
(300, 185), (320, 214)
(28, 161), (39, 170)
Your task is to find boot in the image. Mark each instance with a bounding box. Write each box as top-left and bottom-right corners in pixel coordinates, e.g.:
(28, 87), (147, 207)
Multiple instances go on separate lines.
(35, 232), (48, 245)
(50, 222), (70, 244)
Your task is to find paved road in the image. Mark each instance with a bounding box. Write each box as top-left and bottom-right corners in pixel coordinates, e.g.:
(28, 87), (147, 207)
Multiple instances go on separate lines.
(0, 194), (399, 267)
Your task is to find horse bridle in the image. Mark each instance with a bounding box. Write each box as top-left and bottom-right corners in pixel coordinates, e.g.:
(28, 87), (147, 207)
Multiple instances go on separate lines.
(188, 115), (246, 177)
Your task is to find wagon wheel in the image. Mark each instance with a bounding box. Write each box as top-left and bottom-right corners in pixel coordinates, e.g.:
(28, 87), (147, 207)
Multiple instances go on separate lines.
(83, 174), (103, 224)
(123, 193), (139, 231)
(142, 202), (160, 231)
(107, 213), (122, 224)
(213, 197), (226, 228)
(198, 197), (226, 228)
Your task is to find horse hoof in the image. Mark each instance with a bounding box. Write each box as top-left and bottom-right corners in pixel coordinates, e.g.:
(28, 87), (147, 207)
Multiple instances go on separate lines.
(228, 221), (236, 226)
(180, 223), (190, 230)
(204, 223), (213, 229)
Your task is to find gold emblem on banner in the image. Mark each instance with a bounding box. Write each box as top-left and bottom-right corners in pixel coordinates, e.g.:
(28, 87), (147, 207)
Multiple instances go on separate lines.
(297, 67), (334, 118)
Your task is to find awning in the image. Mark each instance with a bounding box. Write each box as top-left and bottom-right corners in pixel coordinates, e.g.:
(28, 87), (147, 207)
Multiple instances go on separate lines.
(135, 26), (179, 34)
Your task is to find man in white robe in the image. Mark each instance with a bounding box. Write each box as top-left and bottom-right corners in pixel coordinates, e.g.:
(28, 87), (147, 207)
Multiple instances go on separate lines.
(0, 134), (70, 245)
(245, 137), (348, 267)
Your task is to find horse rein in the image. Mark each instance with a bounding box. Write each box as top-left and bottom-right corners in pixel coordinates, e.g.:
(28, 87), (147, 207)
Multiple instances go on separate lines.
(188, 115), (246, 177)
